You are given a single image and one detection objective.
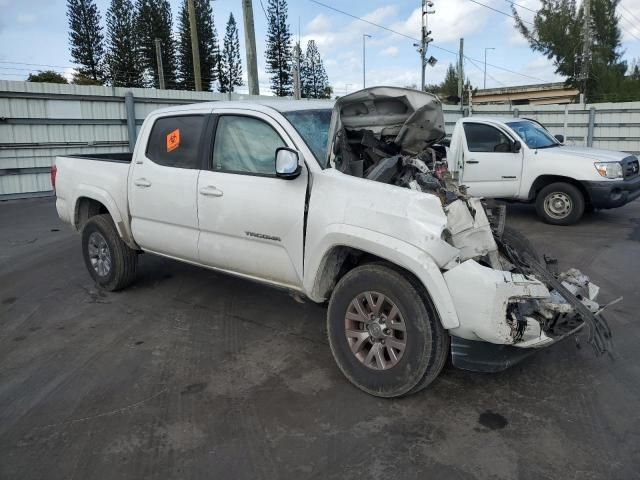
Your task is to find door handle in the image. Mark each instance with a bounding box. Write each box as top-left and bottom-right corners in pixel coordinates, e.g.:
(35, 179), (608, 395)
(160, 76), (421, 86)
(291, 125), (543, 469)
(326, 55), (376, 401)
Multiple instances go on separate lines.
(466, 160), (479, 164)
(199, 185), (224, 197)
(134, 178), (152, 188)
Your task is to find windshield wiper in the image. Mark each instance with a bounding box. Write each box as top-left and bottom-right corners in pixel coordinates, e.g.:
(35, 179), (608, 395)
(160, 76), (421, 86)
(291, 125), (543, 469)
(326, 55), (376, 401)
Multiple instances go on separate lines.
(537, 144), (560, 149)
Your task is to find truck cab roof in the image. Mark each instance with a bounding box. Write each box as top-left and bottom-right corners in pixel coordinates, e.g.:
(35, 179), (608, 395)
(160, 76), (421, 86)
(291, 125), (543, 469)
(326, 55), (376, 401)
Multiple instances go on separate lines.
(150, 99), (335, 117)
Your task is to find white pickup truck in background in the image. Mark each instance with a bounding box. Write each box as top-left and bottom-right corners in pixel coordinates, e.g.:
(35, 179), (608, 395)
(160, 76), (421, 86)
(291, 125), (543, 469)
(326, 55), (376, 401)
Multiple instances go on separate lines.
(447, 116), (640, 225)
(53, 87), (613, 397)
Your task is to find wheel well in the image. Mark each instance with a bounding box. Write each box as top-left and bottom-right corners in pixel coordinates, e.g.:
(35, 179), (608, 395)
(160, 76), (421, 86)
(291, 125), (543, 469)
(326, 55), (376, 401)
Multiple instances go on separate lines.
(529, 175), (591, 204)
(311, 246), (422, 301)
(75, 197), (109, 230)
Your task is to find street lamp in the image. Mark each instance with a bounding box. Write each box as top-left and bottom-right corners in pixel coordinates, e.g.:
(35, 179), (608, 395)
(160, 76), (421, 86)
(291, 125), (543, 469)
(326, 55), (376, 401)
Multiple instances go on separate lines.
(345, 83), (353, 95)
(484, 47), (495, 89)
(363, 34), (371, 88)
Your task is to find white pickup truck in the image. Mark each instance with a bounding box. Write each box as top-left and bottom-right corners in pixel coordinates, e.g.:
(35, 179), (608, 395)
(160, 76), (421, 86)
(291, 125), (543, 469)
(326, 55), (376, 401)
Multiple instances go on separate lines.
(447, 116), (640, 225)
(54, 87), (612, 397)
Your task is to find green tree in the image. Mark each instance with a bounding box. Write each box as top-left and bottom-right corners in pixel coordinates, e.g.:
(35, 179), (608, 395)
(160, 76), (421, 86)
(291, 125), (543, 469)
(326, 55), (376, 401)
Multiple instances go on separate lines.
(105, 0), (144, 87)
(265, 0), (293, 96)
(426, 63), (472, 104)
(136, 0), (178, 89)
(301, 40), (331, 99)
(66, 0), (106, 82)
(27, 71), (68, 84)
(177, 0), (220, 91)
(512, 0), (634, 101)
(72, 73), (103, 85)
(218, 13), (243, 93)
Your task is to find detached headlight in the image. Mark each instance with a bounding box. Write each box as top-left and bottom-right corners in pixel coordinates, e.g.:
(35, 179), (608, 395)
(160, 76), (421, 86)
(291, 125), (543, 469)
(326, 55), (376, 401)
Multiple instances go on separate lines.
(594, 162), (623, 179)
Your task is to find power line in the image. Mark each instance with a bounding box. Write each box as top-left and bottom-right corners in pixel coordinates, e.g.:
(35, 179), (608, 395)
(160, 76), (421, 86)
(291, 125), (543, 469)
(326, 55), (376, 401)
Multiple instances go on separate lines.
(466, 0), (534, 25)
(620, 4), (640, 24)
(618, 14), (640, 42)
(503, 0), (538, 15)
(308, 0), (550, 83)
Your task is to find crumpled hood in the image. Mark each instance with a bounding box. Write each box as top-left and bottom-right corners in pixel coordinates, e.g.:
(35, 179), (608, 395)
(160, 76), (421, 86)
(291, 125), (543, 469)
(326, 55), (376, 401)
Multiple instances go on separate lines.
(549, 145), (631, 162)
(327, 86), (446, 162)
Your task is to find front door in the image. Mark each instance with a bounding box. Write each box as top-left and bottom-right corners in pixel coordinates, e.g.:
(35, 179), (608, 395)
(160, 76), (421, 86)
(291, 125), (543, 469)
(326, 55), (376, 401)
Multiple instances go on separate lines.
(197, 111), (308, 287)
(129, 114), (209, 261)
(460, 122), (523, 197)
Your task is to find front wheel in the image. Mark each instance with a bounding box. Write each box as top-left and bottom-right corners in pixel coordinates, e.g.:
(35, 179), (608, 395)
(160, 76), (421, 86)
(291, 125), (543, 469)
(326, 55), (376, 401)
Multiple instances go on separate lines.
(535, 182), (585, 225)
(327, 264), (449, 397)
(81, 214), (138, 291)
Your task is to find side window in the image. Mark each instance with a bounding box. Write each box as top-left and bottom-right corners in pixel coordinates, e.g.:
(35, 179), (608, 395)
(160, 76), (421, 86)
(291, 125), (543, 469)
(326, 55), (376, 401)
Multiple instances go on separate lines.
(212, 115), (286, 175)
(463, 123), (513, 153)
(146, 115), (206, 168)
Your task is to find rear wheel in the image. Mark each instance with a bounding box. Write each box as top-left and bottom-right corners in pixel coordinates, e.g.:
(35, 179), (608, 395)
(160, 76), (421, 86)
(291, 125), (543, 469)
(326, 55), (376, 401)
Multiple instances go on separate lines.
(81, 214), (137, 291)
(327, 263), (448, 397)
(535, 182), (585, 225)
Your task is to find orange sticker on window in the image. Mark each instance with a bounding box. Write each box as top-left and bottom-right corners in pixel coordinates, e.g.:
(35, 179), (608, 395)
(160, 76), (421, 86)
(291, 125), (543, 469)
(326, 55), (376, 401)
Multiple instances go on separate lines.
(166, 129), (180, 152)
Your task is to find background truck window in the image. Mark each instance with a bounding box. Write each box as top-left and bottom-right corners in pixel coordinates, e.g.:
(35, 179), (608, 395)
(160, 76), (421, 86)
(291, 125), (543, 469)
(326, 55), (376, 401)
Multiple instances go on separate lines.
(463, 123), (513, 153)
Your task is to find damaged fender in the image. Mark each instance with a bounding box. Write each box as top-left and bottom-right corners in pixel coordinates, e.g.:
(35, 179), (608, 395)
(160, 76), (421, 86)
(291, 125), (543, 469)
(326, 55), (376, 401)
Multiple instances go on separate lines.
(444, 260), (554, 346)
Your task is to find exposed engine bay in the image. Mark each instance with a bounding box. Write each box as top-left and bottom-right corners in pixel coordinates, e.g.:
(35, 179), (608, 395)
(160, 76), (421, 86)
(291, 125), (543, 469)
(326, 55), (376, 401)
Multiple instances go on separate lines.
(328, 87), (614, 355)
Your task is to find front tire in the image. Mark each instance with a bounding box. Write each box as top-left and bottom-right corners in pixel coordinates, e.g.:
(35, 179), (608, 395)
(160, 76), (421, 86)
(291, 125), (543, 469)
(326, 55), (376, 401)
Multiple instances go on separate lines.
(81, 214), (137, 291)
(327, 263), (448, 397)
(535, 182), (585, 225)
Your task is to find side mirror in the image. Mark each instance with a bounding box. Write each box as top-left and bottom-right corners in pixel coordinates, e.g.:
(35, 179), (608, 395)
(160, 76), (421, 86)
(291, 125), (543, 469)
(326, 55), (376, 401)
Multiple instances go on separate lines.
(275, 147), (302, 179)
(554, 134), (565, 143)
(512, 140), (522, 153)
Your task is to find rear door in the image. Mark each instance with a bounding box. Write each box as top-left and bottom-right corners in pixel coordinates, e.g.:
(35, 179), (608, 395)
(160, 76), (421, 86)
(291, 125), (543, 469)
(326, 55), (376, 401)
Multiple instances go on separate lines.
(460, 122), (523, 197)
(129, 113), (209, 261)
(196, 110), (308, 288)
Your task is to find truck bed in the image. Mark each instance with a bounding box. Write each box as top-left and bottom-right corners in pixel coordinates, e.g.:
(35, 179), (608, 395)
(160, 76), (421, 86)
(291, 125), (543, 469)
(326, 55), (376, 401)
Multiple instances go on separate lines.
(54, 154), (132, 233)
(66, 153), (133, 163)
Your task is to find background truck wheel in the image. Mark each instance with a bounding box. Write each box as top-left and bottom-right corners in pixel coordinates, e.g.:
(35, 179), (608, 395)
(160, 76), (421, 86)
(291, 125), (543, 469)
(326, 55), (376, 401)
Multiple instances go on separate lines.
(81, 214), (137, 291)
(535, 182), (585, 225)
(327, 263), (448, 397)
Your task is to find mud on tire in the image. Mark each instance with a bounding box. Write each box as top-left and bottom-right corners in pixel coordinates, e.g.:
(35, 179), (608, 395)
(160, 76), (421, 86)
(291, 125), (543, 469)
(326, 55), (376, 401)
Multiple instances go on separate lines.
(81, 214), (138, 291)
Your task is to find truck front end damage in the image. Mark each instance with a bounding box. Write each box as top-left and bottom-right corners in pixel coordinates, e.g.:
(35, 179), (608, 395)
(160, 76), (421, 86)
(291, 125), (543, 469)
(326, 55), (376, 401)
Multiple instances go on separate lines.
(328, 87), (614, 367)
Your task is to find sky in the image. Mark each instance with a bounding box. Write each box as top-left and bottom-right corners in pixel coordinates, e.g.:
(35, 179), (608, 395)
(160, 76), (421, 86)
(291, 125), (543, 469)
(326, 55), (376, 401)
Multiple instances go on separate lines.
(1, 0), (640, 95)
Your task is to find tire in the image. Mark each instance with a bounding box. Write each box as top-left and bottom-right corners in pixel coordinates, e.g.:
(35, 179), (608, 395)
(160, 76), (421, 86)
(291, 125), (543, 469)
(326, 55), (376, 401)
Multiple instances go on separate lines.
(327, 263), (448, 397)
(501, 225), (541, 263)
(81, 214), (137, 291)
(535, 182), (585, 225)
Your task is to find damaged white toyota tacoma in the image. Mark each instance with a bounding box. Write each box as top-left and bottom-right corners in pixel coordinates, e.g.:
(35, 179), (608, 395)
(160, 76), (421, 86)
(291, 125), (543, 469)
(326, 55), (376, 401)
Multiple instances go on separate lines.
(53, 87), (613, 397)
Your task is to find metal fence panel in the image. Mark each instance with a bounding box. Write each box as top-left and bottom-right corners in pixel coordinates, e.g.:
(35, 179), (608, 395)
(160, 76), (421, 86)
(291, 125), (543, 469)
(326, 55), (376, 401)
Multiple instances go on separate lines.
(2, 80), (640, 198)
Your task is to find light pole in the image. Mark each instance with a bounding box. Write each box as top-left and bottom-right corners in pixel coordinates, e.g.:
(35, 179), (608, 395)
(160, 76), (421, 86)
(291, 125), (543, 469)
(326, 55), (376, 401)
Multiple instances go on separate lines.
(345, 83), (353, 95)
(363, 34), (371, 88)
(483, 47), (495, 89)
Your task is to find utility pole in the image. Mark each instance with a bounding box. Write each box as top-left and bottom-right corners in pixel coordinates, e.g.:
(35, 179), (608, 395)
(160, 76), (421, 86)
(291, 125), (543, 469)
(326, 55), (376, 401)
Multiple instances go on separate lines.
(154, 38), (165, 90)
(362, 34), (371, 88)
(414, 1), (434, 91)
(580, 0), (591, 104)
(458, 38), (464, 114)
(293, 43), (301, 99)
(242, 0), (260, 95)
(483, 47), (494, 89)
(187, 0), (202, 91)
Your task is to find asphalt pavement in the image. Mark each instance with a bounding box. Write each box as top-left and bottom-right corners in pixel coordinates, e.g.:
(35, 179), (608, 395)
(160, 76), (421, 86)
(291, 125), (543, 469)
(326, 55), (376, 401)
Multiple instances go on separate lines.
(1, 197), (639, 480)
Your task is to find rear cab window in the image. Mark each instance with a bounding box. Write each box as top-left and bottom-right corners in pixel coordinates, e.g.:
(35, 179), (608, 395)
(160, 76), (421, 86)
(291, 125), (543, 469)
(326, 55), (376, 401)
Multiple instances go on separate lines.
(146, 115), (207, 169)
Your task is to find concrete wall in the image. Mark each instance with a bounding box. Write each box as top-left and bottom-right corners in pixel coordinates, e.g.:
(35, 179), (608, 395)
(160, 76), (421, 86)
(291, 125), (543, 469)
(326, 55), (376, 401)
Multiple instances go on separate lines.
(2, 80), (640, 198)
